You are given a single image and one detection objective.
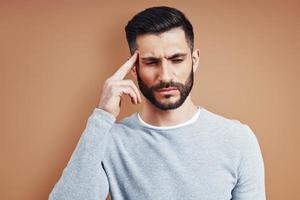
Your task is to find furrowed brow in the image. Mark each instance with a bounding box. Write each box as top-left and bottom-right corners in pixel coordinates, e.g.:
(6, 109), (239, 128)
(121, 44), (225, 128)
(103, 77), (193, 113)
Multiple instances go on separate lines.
(166, 53), (187, 59)
(140, 53), (187, 61)
(140, 56), (159, 61)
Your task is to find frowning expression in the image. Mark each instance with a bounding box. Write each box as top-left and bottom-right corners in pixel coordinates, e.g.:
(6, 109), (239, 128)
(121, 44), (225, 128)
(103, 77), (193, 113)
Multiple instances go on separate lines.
(133, 27), (199, 110)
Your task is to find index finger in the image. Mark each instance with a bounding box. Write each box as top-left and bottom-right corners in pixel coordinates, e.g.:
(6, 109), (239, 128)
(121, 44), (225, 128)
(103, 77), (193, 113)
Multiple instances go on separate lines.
(110, 51), (138, 80)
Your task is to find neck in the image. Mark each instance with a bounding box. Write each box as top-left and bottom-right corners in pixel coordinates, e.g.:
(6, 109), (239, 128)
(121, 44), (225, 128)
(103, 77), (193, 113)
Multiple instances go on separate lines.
(139, 95), (198, 127)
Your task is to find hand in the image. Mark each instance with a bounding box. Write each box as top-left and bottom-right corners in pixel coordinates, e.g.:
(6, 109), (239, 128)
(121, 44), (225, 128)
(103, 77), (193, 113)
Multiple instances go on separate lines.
(97, 51), (142, 118)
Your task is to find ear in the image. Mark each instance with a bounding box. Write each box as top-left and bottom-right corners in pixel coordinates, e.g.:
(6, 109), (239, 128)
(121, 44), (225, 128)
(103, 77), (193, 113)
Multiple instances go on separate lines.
(191, 48), (200, 73)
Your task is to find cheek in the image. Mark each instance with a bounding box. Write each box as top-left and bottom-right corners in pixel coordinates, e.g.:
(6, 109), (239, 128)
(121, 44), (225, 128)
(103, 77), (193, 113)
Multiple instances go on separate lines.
(137, 67), (154, 84)
(173, 63), (192, 80)
(138, 65), (156, 80)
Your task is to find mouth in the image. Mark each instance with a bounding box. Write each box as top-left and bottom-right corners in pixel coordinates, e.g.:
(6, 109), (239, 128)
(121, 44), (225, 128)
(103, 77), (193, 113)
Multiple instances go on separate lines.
(156, 87), (178, 94)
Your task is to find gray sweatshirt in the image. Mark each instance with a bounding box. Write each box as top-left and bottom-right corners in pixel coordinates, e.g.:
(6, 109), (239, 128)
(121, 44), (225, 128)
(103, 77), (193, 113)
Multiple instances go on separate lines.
(49, 106), (266, 200)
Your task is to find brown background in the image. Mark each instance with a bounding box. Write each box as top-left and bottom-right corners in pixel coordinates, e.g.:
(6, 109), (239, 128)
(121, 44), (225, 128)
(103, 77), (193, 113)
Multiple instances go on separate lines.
(1, 0), (299, 199)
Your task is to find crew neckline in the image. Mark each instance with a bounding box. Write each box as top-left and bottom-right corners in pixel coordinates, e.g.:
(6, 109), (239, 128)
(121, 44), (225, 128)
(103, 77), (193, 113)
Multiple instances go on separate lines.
(137, 106), (202, 130)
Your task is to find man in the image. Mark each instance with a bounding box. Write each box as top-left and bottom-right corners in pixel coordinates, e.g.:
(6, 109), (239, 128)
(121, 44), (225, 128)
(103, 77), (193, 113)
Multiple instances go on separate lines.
(49, 6), (266, 200)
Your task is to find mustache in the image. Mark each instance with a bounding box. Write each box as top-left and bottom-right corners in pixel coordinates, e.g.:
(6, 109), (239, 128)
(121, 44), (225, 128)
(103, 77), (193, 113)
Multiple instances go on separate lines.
(152, 81), (184, 90)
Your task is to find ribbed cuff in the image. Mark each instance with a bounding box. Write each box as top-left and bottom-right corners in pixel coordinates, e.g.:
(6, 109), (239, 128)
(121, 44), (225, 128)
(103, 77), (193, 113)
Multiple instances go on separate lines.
(92, 107), (116, 124)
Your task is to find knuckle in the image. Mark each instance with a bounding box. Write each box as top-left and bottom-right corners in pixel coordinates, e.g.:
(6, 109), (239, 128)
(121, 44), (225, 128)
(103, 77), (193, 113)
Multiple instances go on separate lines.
(129, 89), (134, 95)
(128, 80), (137, 90)
(124, 79), (134, 85)
(128, 79), (134, 84)
(122, 87), (129, 94)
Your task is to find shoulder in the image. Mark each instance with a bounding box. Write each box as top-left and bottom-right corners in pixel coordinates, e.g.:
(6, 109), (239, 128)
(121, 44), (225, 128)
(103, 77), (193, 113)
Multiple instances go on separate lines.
(200, 107), (258, 146)
(200, 108), (262, 170)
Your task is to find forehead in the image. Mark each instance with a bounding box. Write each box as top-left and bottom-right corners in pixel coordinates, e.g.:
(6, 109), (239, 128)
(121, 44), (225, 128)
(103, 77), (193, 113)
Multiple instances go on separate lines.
(136, 27), (190, 58)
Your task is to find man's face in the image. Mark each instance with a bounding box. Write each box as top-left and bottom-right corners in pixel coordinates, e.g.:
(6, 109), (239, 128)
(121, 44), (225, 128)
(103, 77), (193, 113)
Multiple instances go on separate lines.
(134, 27), (195, 110)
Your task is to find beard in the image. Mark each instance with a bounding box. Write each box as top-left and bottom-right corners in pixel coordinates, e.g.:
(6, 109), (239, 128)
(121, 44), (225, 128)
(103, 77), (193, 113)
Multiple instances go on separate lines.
(136, 64), (194, 111)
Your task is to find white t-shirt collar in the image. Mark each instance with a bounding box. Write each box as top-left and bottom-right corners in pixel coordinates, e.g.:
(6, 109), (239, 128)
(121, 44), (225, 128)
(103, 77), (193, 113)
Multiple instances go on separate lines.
(137, 106), (201, 130)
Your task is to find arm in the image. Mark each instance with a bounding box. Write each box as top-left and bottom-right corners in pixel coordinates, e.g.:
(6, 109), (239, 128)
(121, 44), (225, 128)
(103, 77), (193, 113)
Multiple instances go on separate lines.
(231, 125), (266, 200)
(49, 50), (140, 200)
(49, 108), (116, 200)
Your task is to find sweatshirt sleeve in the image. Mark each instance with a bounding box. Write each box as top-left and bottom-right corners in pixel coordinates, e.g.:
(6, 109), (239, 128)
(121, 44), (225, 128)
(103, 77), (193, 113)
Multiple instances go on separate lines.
(49, 108), (116, 200)
(231, 125), (266, 200)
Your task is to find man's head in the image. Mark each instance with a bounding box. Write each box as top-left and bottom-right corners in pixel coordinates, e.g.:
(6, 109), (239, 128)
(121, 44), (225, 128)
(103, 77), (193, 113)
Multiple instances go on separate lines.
(125, 6), (200, 110)
(125, 6), (194, 55)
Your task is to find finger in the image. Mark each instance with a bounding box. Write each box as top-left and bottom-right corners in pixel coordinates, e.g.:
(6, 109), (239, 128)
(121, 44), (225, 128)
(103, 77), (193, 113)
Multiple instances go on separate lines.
(117, 86), (138, 104)
(110, 51), (138, 81)
(116, 80), (142, 103)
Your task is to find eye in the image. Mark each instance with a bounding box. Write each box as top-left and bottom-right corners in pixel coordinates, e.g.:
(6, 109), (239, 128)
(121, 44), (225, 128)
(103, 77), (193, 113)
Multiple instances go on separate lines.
(145, 61), (158, 65)
(172, 59), (183, 63)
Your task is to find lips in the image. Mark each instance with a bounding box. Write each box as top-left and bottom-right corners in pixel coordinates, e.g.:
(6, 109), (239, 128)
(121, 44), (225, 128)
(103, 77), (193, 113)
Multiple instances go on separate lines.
(157, 87), (178, 92)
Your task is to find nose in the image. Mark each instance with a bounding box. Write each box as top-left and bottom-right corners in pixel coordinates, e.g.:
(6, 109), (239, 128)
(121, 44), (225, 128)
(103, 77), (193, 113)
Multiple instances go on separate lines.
(158, 59), (173, 83)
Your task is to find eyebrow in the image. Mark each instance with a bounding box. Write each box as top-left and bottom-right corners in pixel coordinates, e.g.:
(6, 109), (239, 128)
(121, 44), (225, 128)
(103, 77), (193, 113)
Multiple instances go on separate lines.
(140, 53), (187, 61)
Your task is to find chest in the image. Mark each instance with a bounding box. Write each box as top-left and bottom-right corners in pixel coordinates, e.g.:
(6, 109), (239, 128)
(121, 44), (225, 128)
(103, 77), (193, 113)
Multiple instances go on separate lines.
(104, 131), (238, 200)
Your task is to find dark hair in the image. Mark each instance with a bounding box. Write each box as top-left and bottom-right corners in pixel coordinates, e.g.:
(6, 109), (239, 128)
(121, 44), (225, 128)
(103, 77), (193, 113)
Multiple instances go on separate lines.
(125, 6), (194, 55)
